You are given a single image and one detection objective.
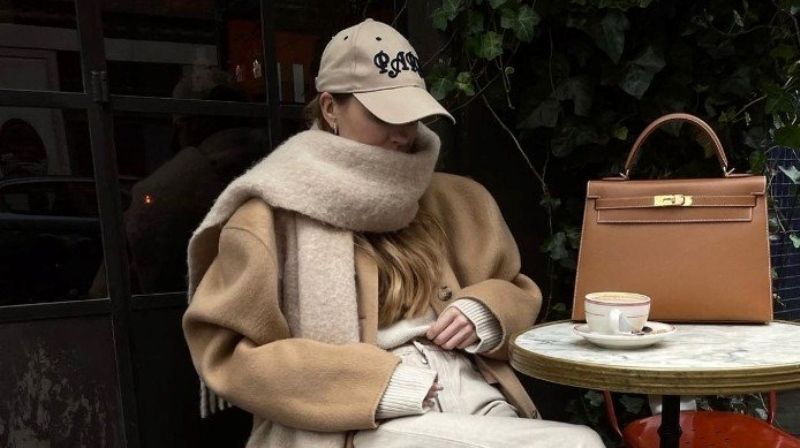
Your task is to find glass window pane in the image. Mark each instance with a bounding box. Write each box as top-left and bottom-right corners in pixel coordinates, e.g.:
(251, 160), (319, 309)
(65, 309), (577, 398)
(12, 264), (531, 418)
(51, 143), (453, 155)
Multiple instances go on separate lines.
(0, 1), (83, 92)
(274, 1), (397, 105)
(280, 116), (307, 143)
(103, 0), (268, 102)
(115, 111), (268, 294)
(0, 109), (109, 306)
(0, 316), (122, 447)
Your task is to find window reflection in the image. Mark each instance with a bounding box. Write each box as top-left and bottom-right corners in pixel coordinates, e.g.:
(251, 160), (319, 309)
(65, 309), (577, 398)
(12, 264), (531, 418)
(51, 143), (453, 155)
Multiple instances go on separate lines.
(272, 1), (396, 104)
(0, 109), (107, 306)
(103, 0), (269, 101)
(0, 2), (82, 93)
(107, 74), (269, 295)
(0, 0), (403, 303)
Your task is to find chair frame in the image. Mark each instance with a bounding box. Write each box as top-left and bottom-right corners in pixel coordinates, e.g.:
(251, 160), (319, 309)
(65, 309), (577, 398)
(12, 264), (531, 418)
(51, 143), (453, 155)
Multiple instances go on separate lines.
(603, 391), (778, 442)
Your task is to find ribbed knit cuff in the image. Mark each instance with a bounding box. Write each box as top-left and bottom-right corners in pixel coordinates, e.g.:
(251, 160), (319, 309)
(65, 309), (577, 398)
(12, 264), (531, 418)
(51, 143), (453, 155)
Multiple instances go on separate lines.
(375, 364), (438, 420)
(449, 298), (503, 354)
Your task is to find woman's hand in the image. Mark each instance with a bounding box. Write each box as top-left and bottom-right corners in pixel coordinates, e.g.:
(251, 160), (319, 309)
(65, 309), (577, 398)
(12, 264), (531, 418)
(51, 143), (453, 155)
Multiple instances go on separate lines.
(426, 307), (479, 350)
(423, 380), (443, 409)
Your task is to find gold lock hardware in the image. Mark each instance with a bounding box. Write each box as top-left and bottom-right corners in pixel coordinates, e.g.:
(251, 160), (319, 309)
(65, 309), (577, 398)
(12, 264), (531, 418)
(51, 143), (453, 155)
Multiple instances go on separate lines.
(653, 194), (693, 207)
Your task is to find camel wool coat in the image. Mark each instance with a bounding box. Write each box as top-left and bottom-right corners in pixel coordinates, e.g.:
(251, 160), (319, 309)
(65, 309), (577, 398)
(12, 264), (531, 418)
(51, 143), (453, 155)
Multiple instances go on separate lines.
(182, 172), (543, 447)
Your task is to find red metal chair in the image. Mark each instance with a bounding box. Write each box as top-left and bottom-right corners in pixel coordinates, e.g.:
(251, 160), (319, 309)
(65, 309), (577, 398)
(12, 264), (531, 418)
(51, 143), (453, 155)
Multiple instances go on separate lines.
(603, 391), (800, 448)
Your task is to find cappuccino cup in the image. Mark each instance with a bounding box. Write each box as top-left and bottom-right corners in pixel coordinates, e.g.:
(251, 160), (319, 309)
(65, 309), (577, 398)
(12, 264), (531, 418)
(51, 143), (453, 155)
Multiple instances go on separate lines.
(585, 292), (651, 335)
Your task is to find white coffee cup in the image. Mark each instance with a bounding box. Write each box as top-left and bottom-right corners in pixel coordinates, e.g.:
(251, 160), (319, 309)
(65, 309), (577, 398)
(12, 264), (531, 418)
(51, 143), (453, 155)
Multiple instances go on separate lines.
(585, 292), (651, 335)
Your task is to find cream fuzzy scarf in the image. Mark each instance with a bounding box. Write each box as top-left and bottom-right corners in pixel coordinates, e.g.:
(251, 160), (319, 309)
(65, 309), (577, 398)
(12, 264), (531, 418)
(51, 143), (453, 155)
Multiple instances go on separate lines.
(186, 122), (440, 446)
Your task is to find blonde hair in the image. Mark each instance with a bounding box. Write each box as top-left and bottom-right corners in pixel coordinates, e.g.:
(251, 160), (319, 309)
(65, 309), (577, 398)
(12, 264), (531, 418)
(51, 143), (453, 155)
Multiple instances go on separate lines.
(356, 210), (448, 327)
(304, 93), (448, 327)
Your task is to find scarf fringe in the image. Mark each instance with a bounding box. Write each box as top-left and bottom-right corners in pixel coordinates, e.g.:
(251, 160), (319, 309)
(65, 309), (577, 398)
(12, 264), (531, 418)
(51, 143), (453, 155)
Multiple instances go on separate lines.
(199, 379), (233, 418)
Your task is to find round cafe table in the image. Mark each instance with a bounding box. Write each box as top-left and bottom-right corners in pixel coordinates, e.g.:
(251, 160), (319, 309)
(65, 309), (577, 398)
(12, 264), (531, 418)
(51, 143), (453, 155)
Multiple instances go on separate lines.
(510, 320), (800, 448)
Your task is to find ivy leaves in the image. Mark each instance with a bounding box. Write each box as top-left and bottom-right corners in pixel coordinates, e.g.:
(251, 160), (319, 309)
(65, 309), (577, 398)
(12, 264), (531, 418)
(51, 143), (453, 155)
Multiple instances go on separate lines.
(429, 66), (476, 100)
(551, 121), (601, 157)
(429, 69), (456, 101)
(619, 46), (666, 99)
(558, 76), (594, 116)
(568, 11), (630, 64)
(431, 0), (540, 42)
(454, 71), (476, 96)
(762, 80), (800, 147)
(432, 0), (463, 30)
(429, 0), (800, 167)
(501, 5), (540, 42)
(568, 13), (665, 99)
(541, 227), (581, 268)
(515, 11), (666, 158)
(471, 4), (541, 57)
(518, 74), (594, 134)
(598, 11), (629, 63)
(469, 31), (504, 59)
(428, 0), (541, 102)
(519, 98), (560, 128)
(598, 0), (653, 10)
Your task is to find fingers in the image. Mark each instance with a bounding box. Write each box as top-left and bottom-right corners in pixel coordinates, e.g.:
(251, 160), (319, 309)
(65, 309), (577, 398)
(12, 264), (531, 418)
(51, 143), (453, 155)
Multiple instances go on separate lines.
(430, 308), (467, 345)
(426, 307), (458, 340)
(425, 383), (443, 400)
(424, 382), (443, 409)
(429, 308), (476, 349)
(442, 325), (476, 350)
(433, 317), (464, 346)
(457, 333), (480, 350)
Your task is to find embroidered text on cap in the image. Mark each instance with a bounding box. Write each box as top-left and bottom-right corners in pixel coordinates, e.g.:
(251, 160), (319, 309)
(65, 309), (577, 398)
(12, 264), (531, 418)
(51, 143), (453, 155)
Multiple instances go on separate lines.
(373, 50), (420, 78)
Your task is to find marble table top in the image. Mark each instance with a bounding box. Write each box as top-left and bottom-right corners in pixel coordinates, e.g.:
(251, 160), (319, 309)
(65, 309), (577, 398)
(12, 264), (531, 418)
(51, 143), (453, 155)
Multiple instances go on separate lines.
(510, 320), (800, 395)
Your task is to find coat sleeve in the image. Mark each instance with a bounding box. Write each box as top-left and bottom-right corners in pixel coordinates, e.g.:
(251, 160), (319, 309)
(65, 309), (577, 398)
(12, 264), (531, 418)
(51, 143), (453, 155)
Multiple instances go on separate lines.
(182, 224), (400, 433)
(440, 177), (543, 361)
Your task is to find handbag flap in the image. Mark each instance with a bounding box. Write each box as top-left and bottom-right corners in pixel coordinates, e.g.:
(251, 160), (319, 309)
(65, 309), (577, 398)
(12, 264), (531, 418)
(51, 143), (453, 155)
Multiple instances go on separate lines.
(587, 176), (765, 224)
(587, 176), (766, 198)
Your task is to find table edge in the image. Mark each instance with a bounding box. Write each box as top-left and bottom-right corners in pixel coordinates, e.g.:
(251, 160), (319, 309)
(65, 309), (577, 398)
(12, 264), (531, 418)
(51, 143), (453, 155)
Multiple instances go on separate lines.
(510, 320), (800, 395)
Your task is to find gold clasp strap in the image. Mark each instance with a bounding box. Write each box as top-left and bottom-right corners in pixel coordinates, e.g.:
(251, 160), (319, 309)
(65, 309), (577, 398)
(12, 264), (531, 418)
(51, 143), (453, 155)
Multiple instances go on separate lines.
(653, 194), (694, 207)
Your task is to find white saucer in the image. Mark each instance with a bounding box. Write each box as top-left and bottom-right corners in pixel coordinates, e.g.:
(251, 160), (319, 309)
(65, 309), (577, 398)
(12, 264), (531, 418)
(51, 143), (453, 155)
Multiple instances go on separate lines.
(573, 321), (676, 349)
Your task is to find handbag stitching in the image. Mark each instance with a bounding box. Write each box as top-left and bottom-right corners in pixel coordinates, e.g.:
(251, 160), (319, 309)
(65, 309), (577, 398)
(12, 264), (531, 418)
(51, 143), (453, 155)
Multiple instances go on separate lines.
(597, 205), (753, 210)
(595, 203), (755, 210)
(586, 181), (767, 197)
(761, 197), (774, 315)
(596, 195), (755, 200)
(598, 218), (752, 223)
(596, 208), (753, 224)
(572, 192), (593, 318)
(594, 196), (757, 209)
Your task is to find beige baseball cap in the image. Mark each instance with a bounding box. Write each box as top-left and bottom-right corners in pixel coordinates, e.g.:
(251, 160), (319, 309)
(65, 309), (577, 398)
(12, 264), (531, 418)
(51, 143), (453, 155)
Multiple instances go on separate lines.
(314, 18), (455, 125)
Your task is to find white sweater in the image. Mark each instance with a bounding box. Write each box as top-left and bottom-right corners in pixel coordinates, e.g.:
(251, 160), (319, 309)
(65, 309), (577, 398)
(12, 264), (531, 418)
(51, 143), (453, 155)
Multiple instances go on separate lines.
(375, 299), (502, 419)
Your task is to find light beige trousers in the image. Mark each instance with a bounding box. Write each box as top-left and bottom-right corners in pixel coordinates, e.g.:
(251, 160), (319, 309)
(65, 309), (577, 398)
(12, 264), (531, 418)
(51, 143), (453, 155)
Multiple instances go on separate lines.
(354, 341), (604, 448)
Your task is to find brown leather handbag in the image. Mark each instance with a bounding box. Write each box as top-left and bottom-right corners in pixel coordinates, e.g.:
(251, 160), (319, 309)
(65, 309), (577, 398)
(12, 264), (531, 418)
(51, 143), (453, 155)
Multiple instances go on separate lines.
(572, 113), (773, 323)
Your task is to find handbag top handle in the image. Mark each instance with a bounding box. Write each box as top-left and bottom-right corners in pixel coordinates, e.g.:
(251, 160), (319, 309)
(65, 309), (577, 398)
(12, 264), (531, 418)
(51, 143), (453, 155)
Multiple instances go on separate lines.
(622, 113), (733, 179)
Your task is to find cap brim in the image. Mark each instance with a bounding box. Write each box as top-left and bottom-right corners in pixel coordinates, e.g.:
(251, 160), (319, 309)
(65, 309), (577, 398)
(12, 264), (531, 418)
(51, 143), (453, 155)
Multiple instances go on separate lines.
(353, 86), (456, 125)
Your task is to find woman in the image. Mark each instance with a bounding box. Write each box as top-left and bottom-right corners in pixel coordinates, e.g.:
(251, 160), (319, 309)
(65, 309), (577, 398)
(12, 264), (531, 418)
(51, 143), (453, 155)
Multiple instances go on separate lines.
(182, 18), (604, 448)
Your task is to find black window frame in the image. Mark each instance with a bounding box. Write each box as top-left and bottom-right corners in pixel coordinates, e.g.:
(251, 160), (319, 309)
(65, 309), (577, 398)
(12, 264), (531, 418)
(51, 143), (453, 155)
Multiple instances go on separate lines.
(0, 2), (406, 447)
